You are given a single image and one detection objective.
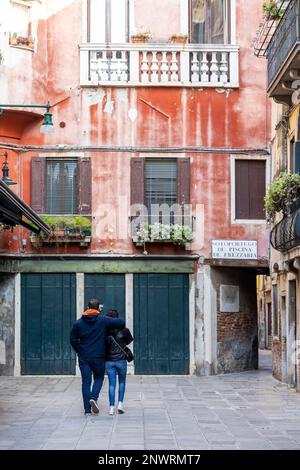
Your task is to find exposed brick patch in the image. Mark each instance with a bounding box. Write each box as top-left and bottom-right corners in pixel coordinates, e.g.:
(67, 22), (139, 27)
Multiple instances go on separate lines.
(212, 268), (258, 374)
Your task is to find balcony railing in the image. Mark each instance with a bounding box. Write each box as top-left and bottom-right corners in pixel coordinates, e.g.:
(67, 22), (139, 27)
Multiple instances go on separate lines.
(79, 43), (239, 87)
(270, 205), (300, 252)
(266, 0), (300, 87)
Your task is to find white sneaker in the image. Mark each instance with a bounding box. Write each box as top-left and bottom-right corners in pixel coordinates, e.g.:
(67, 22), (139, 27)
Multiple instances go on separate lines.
(89, 399), (99, 414)
(118, 402), (125, 414)
(109, 406), (115, 415)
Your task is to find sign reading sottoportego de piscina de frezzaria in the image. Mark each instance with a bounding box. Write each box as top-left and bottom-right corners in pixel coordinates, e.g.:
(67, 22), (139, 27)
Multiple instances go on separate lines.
(211, 240), (258, 260)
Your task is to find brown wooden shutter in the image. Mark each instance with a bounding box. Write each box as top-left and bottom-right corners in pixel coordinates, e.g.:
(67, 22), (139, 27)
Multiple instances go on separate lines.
(177, 158), (190, 205)
(235, 160), (250, 219)
(235, 160), (266, 220)
(78, 157), (92, 215)
(249, 160), (266, 219)
(31, 157), (45, 213)
(131, 158), (145, 206)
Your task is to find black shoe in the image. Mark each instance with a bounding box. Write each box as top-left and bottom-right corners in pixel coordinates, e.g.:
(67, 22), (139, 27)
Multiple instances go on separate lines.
(84, 411), (92, 416)
(89, 399), (99, 414)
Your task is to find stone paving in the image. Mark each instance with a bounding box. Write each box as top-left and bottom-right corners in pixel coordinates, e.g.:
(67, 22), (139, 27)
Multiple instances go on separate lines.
(0, 351), (300, 450)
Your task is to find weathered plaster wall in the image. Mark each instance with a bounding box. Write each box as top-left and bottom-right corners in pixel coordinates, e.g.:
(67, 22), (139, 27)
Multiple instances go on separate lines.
(211, 267), (258, 373)
(0, 274), (15, 376)
(0, 0), (270, 259)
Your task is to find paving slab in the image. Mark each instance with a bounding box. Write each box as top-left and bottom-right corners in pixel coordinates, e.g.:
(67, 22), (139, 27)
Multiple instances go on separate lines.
(1, 351), (300, 450)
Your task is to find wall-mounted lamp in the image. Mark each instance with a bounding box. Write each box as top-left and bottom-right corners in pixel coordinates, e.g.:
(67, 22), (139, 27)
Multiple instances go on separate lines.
(21, 239), (27, 252)
(0, 101), (54, 134)
(0, 152), (16, 186)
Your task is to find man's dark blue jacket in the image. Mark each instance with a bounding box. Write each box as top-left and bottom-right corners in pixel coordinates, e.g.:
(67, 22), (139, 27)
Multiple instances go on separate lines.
(70, 311), (125, 358)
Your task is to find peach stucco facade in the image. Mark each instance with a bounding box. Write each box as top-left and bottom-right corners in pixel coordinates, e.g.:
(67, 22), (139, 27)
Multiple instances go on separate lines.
(0, 0), (270, 258)
(0, 0), (271, 377)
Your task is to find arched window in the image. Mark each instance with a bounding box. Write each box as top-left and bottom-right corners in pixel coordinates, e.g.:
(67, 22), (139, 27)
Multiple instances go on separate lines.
(190, 0), (231, 44)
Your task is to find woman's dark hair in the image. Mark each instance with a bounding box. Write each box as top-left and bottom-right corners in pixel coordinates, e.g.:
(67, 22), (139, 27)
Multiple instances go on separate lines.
(106, 309), (119, 318)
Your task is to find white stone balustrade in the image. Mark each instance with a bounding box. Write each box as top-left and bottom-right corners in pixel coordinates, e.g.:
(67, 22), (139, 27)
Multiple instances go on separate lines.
(80, 44), (239, 87)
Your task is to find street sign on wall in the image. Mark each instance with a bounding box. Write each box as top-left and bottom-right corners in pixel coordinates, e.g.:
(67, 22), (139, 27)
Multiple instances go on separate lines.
(212, 240), (258, 260)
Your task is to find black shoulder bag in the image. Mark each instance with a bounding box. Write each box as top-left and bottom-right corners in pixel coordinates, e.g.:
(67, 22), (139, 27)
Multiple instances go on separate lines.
(111, 336), (134, 363)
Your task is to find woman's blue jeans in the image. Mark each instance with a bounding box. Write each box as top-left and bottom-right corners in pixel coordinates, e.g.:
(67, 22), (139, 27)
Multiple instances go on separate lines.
(105, 360), (127, 406)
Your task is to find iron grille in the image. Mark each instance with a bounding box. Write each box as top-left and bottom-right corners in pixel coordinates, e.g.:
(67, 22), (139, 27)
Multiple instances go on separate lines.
(266, 0), (300, 85)
(270, 206), (300, 252)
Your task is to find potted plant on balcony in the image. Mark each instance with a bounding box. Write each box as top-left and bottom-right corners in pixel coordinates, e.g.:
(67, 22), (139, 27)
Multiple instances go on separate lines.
(27, 35), (34, 49)
(17, 36), (30, 46)
(264, 172), (300, 222)
(30, 215), (92, 246)
(10, 32), (18, 46)
(65, 216), (92, 237)
(169, 33), (188, 44)
(135, 222), (193, 248)
(131, 31), (152, 43)
(262, 1), (285, 21)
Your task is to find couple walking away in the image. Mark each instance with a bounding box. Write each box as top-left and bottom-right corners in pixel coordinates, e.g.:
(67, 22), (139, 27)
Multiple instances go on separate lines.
(70, 298), (133, 416)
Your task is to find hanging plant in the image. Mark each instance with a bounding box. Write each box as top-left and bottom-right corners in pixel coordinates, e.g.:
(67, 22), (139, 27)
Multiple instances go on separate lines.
(264, 172), (300, 222)
(262, 1), (285, 20)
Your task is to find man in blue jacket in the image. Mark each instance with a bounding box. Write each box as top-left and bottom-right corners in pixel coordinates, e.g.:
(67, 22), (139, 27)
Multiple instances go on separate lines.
(70, 298), (125, 415)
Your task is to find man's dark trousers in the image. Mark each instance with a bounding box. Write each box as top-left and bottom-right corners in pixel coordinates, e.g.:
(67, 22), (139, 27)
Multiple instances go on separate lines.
(79, 357), (105, 413)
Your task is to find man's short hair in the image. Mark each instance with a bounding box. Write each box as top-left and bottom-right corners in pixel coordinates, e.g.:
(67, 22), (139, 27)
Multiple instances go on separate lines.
(88, 298), (100, 310)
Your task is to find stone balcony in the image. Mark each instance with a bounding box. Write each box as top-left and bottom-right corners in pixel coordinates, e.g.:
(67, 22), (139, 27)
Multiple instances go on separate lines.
(79, 43), (239, 88)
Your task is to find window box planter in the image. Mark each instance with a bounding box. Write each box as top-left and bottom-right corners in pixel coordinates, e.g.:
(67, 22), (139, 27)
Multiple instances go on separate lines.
(30, 233), (92, 247)
(9, 33), (34, 49)
(131, 32), (151, 43)
(30, 215), (92, 247)
(169, 34), (188, 44)
(132, 223), (193, 247)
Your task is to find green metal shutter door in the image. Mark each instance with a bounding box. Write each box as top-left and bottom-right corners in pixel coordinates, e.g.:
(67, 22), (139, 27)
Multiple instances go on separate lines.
(84, 274), (125, 319)
(21, 274), (76, 375)
(134, 273), (189, 374)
